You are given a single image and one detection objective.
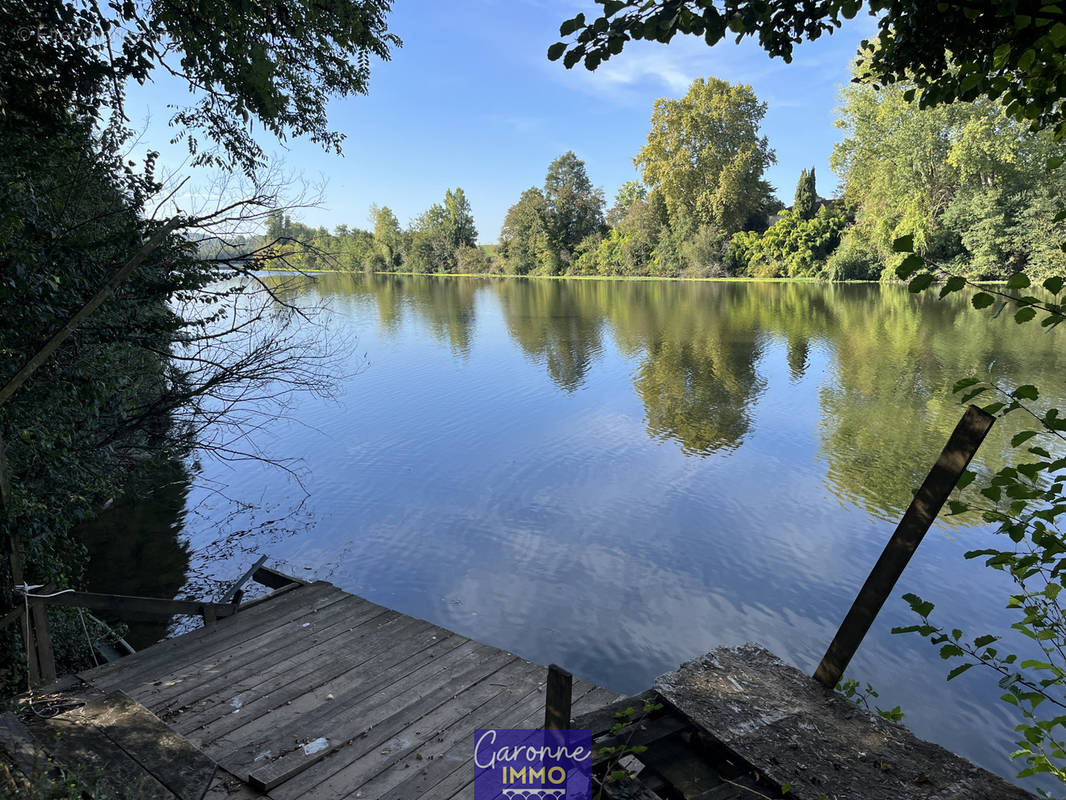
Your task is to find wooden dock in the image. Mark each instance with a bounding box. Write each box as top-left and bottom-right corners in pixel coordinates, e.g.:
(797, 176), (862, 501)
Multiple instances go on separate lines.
(2, 572), (618, 799)
(0, 562), (1040, 799)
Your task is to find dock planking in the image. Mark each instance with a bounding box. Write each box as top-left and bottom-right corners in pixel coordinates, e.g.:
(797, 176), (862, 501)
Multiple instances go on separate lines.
(11, 576), (620, 799)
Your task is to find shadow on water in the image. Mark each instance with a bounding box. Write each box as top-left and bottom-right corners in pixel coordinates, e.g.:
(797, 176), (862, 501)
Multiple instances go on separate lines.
(75, 458), (192, 649)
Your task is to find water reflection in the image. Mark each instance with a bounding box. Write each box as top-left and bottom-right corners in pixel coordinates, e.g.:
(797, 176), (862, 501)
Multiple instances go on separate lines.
(76, 459), (192, 648)
(184, 272), (1065, 790)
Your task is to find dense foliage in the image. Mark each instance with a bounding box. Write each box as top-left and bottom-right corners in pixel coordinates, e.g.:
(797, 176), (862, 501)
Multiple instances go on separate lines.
(1, 0), (398, 694)
(550, 1), (1066, 141)
(833, 79), (1066, 280)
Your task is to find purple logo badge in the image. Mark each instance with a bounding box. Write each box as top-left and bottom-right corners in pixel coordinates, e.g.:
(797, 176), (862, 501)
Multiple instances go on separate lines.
(474, 728), (592, 799)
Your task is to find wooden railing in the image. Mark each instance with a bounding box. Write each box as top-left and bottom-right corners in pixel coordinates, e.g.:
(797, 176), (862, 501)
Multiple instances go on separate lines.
(4, 556), (303, 688)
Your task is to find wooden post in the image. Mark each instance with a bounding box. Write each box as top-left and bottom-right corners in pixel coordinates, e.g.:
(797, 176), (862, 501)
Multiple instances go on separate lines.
(813, 405), (995, 688)
(544, 664), (573, 730)
(28, 597), (56, 685)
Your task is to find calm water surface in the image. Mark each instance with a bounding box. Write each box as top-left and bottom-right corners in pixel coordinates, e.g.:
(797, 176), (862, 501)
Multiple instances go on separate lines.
(110, 274), (1066, 789)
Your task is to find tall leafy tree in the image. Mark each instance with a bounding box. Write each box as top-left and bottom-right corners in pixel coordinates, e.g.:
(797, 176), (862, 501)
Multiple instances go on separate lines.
(543, 152), (606, 255)
(443, 188), (478, 249)
(635, 77), (775, 233)
(793, 167), (817, 220)
(499, 188), (556, 275)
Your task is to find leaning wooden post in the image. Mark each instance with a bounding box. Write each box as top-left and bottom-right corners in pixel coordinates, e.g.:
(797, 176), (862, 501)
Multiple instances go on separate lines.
(813, 405), (995, 689)
(544, 664), (573, 730)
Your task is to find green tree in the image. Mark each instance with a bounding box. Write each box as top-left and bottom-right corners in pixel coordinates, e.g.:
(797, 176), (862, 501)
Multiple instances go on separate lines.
(499, 188), (557, 275)
(370, 205), (404, 270)
(833, 77), (1066, 277)
(635, 77), (775, 233)
(443, 188), (478, 249)
(544, 151), (606, 257)
(793, 167), (818, 221)
(607, 180), (648, 227)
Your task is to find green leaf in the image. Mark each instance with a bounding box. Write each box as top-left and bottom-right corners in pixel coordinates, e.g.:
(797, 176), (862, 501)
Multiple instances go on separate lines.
(1015, 307), (1037, 323)
(892, 233), (914, 253)
(603, 1), (625, 15)
(982, 401), (1006, 415)
(972, 292), (996, 309)
(1012, 430), (1039, 447)
(909, 272), (935, 293)
(957, 469), (976, 489)
(939, 275), (966, 297)
(1013, 384), (1039, 401)
(1006, 273), (1031, 289)
(1044, 276), (1064, 295)
(953, 377), (980, 393)
(940, 643), (964, 659)
(547, 42), (567, 61)
(948, 663), (974, 680)
(895, 252), (924, 279)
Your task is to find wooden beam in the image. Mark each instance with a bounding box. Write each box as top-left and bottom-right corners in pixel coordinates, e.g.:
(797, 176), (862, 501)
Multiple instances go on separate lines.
(29, 591), (239, 622)
(544, 663), (573, 730)
(251, 565), (306, 590)
(219, 555), (267, 603)
(813, 405), (995, 688)
(29, 598), (56, 685)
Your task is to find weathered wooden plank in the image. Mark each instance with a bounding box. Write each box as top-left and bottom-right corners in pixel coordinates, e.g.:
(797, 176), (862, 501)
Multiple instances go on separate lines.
(657, 644), (1036, 800)
(297, 658), (545, 800)
(192, 615), (448, 751)
(573, 686), (626, 718)
(0, 712), (48, 782)
(153, 602), (397, 725)
(23, 712), (177, 798)
(139, 594), (386, 714)
(78, 582), (331, 685)
(350, 676), (548, 800)
(374, 677), (560, 800)
(573, 690), (660, 735)
(33, 590), (239, 622)
(83, 583), (342, 688)
(123, 588), (358, 703)
(388, 674), (622, 800)
(814, 405), (995, 688)
(62, 691), (216, 800)
(234, 640), (516, 793)
(174, 612), (427, 742)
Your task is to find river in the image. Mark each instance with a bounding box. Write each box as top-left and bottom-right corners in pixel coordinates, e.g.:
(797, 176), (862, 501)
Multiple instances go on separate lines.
(93, 273), (1066, 790)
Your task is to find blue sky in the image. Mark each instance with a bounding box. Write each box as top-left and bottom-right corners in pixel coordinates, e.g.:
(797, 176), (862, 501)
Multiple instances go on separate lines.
(127, 1), (879, 243)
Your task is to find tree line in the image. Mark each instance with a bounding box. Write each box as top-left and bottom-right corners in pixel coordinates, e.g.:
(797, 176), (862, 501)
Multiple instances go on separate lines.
(260, 66), (1065, 282)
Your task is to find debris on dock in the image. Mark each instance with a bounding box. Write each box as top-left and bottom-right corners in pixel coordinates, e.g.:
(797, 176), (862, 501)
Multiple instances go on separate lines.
(653, 643), (1035, 800)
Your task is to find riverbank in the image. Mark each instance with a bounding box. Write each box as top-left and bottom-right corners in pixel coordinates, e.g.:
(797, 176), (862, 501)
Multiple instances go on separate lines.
(259, 267), (1017, 286)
